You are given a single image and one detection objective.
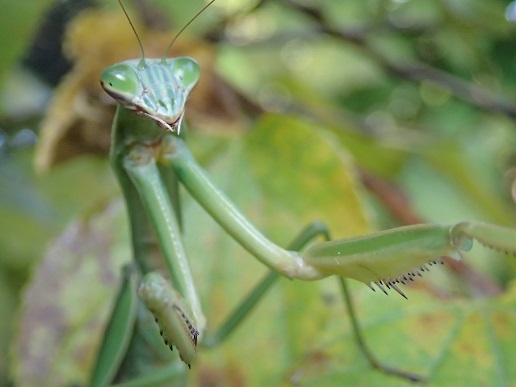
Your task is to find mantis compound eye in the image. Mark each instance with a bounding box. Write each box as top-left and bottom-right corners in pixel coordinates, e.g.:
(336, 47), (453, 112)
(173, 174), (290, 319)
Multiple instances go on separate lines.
(100, 63), (140, 102)
(173, 57), (200, 90)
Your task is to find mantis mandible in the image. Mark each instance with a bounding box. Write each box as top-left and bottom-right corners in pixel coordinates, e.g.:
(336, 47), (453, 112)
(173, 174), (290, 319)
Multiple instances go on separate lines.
(90, 0), (516, 384)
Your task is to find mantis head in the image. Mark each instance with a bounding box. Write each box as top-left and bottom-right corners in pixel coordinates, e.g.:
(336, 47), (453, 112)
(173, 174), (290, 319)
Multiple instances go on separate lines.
(100, 56), (200, 133)
(100, 0), (213, 133)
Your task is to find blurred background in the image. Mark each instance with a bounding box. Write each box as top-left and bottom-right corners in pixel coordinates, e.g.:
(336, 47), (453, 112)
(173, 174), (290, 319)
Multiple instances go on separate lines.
(1, 0), (516, 385)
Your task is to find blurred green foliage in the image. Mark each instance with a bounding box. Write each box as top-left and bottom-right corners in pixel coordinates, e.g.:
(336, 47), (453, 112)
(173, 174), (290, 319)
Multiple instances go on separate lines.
(1, 0), (515, 385)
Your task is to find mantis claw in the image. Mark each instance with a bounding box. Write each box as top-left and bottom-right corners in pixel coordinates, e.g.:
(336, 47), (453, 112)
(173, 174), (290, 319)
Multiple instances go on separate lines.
(138, 272), (199, 366)
(388, 282), (407, 299)
(374, 281), (389, 295)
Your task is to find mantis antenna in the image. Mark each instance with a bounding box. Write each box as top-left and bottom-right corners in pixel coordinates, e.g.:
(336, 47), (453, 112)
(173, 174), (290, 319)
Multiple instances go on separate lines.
(117, 0), (146, 66)
(162, 0), (217, 60)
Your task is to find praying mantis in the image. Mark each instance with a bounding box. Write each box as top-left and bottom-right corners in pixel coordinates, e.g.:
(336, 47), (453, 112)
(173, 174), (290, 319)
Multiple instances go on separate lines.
(87, 0), (516, 385)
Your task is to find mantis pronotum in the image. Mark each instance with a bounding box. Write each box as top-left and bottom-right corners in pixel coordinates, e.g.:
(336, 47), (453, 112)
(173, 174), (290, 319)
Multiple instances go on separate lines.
(90, 0), (516, 384)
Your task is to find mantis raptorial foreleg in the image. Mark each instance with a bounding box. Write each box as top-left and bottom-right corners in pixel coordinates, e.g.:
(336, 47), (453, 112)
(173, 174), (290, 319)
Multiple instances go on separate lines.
(161, 133), (516, 280)
(138, 272), (199, 367)
(124, 142), (206, 333)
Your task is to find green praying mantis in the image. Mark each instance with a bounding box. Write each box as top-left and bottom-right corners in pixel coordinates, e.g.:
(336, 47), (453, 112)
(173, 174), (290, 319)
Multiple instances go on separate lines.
(89, 0), (516, 384)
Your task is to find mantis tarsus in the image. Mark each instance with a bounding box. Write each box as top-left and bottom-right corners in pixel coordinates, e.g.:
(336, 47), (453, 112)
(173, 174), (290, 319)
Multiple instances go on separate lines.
(90, 0), (516, 384)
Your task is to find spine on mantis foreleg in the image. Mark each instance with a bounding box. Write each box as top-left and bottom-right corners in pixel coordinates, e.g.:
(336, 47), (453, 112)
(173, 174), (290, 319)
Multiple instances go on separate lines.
(138, 272), (199, 368)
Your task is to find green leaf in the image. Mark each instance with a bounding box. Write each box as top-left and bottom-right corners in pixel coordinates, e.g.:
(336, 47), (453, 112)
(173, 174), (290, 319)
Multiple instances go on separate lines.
(244, 114), (370, 241)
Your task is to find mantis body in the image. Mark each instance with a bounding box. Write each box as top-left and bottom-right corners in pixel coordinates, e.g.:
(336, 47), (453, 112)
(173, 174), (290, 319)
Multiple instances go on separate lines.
(91, 1), (516, 384)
